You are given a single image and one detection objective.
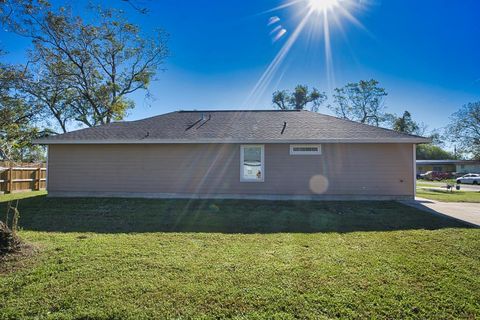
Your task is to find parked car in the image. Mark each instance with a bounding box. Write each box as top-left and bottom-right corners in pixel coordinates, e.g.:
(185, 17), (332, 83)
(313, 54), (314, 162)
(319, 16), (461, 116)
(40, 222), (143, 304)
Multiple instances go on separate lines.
(456, 173), (480, 185)
(419, 171), (453, 181)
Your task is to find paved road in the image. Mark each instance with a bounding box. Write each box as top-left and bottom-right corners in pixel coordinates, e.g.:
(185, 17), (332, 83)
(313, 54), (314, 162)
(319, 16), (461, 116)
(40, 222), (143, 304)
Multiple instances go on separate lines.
(456, 184), (480, 192)
(417, 181), (480, 192)
(401, 197), (480, 227)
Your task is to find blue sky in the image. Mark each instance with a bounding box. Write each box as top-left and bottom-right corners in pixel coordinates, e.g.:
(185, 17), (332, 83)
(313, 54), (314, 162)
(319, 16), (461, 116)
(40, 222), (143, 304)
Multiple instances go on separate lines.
(1, 0), (479, 144)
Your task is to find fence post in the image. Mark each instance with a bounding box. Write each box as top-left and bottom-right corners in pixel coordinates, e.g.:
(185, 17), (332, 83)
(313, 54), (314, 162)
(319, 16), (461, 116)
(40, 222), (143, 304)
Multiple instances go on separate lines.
(35, 167), (41, 190)
(7, 167), (13, 194)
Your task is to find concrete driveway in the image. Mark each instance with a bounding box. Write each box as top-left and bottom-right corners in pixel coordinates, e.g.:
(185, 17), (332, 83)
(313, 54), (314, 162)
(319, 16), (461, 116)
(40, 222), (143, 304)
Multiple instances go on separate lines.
(401, 197), (480, 227)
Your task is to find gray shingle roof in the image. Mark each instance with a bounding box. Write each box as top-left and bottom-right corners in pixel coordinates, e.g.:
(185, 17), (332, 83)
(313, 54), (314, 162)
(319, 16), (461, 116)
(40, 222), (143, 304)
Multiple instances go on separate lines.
(35, 110), (430, 144)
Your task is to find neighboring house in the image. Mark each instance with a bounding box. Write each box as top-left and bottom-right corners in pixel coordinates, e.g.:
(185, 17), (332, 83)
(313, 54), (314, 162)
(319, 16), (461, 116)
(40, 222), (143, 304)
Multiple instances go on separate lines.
(35, 110), (429, 200)
(417, 160), (480, 174)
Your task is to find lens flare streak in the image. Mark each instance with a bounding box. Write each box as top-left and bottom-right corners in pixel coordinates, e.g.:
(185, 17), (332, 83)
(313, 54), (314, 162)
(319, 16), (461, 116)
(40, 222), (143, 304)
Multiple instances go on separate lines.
(273, 28), (287, 42)
(268, 16), (281, 25)
(244, 0), (369, 107)
(245, 11), (313, 106)
(270, 25), (283, 35)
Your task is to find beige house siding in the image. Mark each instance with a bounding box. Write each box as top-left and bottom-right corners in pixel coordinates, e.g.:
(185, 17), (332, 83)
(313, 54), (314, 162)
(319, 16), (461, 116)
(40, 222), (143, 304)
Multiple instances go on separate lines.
(47, 143), (414, 198)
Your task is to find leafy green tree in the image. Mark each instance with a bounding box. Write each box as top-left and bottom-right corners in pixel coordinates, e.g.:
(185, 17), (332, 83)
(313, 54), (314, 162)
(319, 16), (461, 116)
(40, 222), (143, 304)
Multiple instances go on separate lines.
(389, 110), (454, 159)
(416, 144), (456, 160)
(392, 111), (420, 134)
(18, 62), (76, 134)
(0, 55), (42, 161)
(273, 85), (327, 112)
(2, 0), (169, 128)
(330, 79), (388, 126)
(0, 101), (44, 162)
(447, 102), (480, 160)
(390, 110), (433, 136)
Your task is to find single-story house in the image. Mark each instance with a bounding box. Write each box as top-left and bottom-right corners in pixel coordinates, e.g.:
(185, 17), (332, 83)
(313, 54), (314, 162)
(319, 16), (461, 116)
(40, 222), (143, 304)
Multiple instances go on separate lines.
(35, 110), (430, 200)
(416, 160), (480, 174)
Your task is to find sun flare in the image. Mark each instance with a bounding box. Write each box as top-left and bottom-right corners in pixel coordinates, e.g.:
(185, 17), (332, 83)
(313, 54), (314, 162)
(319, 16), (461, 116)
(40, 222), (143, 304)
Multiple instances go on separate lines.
(307, 0), (342, 13)
(245, 0), (369, 107)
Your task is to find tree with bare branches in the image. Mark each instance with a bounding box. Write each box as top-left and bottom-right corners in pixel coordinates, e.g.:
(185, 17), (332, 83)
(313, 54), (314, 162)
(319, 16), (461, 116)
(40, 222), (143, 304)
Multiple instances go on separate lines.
(448, 102), (480, 159)
(329, 79), (388, 126)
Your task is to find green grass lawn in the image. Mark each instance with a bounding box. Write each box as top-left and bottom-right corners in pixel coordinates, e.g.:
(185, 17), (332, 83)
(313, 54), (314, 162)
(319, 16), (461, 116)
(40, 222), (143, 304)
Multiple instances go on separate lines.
(417, 188), (480, 203)
(0, 192), (479, 319)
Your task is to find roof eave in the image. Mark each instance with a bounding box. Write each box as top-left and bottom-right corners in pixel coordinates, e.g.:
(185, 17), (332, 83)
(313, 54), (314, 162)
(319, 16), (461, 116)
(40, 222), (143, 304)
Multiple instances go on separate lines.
(34, 137), (432, 145)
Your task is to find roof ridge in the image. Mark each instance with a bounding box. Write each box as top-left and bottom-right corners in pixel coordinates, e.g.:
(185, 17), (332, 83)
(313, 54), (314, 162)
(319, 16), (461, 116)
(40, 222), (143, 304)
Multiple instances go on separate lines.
(127, 111), (179, 123)
(128, 110), (303, 123)
(177, 109), (302, 112)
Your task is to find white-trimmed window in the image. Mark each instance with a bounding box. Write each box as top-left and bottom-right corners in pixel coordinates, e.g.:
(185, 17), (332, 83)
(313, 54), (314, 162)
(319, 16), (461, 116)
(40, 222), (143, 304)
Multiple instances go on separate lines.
(289, 144), (322, 155)
(240, 145), (264, 182)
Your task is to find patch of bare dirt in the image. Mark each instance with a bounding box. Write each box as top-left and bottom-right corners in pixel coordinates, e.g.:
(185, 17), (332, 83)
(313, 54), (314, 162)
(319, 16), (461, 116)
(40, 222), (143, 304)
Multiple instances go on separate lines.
(0, 240), (40, 274)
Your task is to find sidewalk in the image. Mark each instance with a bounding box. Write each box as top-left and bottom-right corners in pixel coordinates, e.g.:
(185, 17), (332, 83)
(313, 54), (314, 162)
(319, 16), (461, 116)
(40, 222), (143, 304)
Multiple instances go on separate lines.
(401, 197), (480, 227)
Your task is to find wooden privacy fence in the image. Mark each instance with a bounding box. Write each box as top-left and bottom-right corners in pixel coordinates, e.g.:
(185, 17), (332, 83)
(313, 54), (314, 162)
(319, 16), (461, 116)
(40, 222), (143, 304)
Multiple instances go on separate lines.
(0, 165), (47, 194)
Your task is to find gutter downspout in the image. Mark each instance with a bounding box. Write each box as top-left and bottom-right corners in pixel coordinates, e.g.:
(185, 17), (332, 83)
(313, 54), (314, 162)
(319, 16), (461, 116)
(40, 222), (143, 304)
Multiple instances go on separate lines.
(413, 144), (416, 199)
(46, 145), (49, 192)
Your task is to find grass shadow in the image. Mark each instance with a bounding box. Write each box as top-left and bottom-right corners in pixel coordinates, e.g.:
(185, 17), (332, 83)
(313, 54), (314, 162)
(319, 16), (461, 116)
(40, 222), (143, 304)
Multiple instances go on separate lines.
(3, 194), (473, 234)
(417, 188), (480, 203)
